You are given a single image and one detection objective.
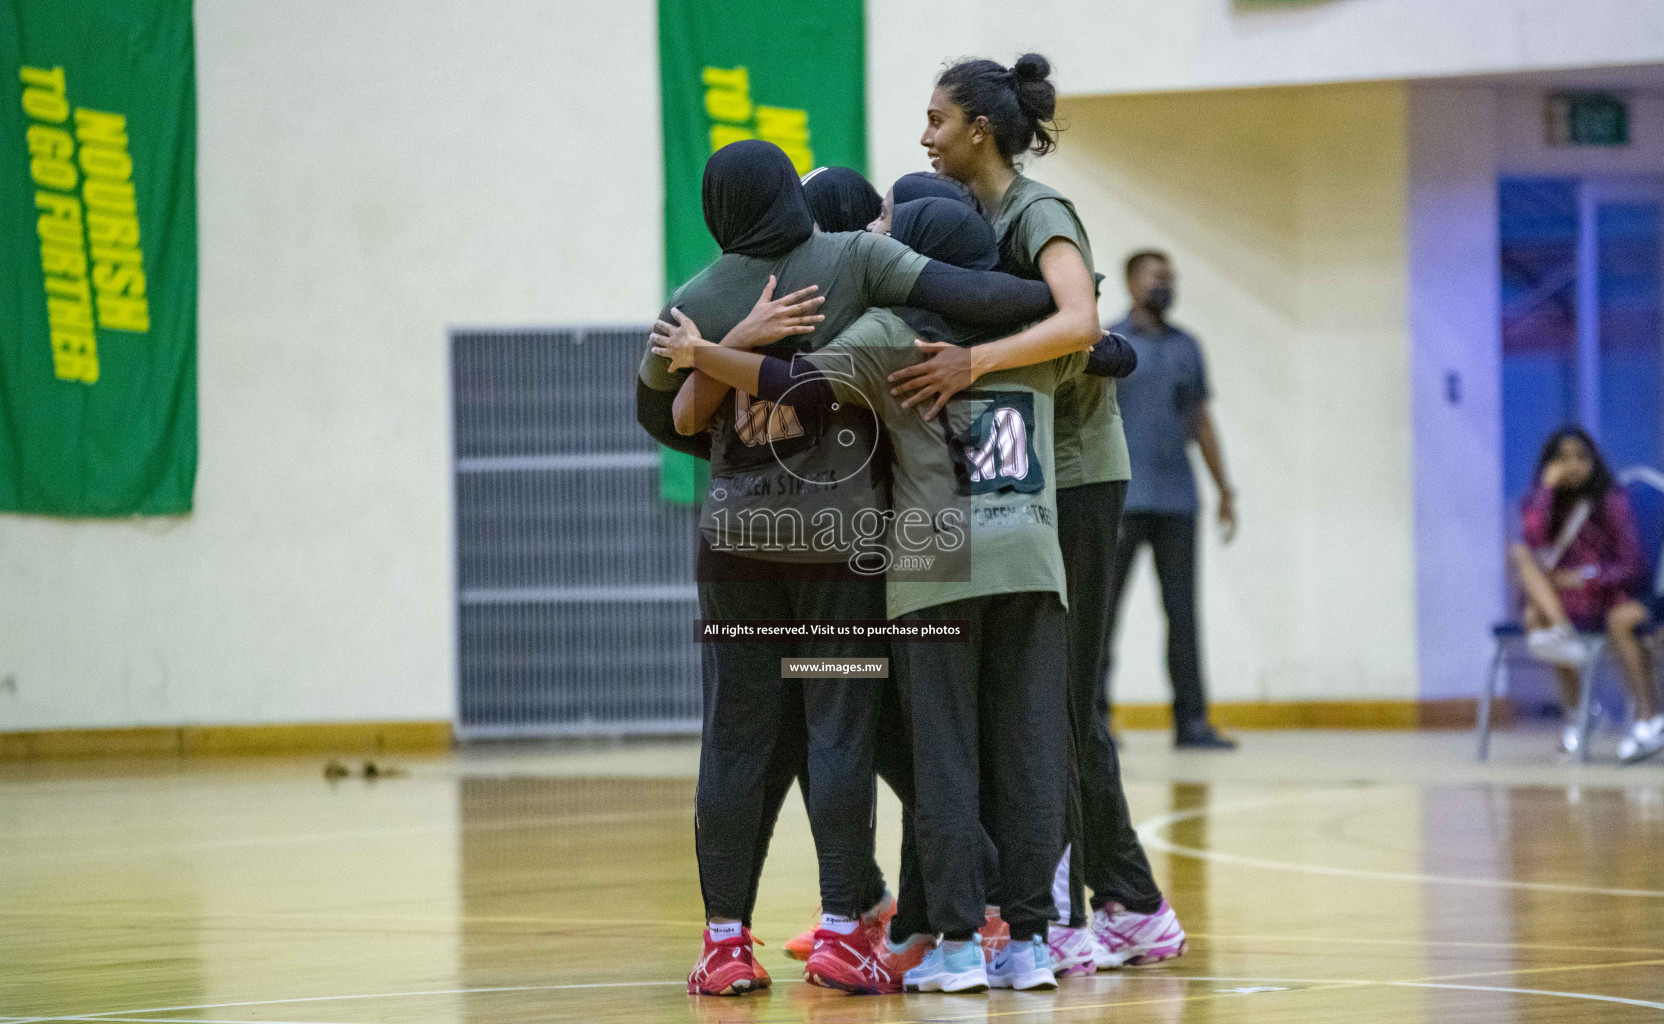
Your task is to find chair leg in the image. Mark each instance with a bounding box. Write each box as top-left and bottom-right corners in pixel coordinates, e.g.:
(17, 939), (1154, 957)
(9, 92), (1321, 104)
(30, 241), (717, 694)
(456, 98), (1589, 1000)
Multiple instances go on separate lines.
(1477, 640), (1505, 762)
(1576, 640), (1605, 765)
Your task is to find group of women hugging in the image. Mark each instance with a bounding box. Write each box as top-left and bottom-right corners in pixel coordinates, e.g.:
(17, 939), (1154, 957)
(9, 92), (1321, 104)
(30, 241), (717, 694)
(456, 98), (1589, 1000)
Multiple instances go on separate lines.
(636, 53), (1188, 998)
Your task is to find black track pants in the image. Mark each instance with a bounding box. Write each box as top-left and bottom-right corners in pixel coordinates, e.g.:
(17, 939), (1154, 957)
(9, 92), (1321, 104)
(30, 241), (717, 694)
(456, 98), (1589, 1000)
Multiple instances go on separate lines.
(694, 544), (886, 921)
(893, 591), (1069, 943)
(1057, 481), (1164, 921)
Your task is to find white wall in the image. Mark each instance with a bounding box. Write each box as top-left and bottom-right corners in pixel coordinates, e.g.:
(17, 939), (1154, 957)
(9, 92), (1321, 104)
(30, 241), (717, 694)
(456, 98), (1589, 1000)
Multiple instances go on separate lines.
(981, 0), (1664, 98)
(0, 1), (662, 731)
(1036, 83), (1418, 708)
(1407, 85), (1506, 703)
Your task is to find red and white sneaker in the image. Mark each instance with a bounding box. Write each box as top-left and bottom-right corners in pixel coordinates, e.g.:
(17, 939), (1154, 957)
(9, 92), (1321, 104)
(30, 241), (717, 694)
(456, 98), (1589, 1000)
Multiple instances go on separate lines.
(980, 905), (1010, 966)
(788, 891), (894, 962)
(877, 931), (936, 978)
(1090, 899), (1187, 966)
(784, 905), (820, 961)
(688, 927), (771, 996)
(804, 927), (899, 995)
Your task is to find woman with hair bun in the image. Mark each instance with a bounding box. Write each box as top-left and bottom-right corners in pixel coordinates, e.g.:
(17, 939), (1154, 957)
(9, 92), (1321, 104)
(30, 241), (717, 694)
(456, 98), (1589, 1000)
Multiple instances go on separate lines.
(891, 53), (1189, 987)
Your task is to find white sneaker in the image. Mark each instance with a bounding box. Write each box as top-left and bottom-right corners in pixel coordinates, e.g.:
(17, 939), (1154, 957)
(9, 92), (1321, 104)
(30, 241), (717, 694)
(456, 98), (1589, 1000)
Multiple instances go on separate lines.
(987, 935), (1058, 990)
(1527, 623), (1590, 668)
(1560, 724), (1582, 755)
(1092, 932), (1129, 970)
(1090, 900), (1188, 966)
(1046, 924), (1096, 977)
(1617, 715), (1664, 765)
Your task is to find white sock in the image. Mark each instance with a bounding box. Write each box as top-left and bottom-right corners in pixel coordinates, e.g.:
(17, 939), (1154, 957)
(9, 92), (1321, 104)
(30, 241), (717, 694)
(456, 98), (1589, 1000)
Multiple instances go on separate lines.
(820, 913), (858, 934)
(707, 921), (743, 942)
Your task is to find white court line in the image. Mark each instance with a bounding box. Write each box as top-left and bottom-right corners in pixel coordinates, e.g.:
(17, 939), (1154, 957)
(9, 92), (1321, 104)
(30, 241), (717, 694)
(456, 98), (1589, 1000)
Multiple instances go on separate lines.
(19, 971), (1664, 1022)
(10, 981), (685, 1022)
(1102, 974), (1664, 1013)
(1134, 792), (1664, 899)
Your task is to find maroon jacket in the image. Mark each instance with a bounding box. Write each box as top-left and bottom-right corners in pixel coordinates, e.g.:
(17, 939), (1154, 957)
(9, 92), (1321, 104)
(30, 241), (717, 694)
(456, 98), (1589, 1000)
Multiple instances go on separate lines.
(1521, 485), (1644, 627)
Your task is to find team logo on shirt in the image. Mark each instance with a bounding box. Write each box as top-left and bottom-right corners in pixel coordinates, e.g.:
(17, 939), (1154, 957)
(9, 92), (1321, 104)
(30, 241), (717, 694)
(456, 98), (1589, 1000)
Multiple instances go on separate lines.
(943, 391), (1044, 496)
(733, 390), (804, 446)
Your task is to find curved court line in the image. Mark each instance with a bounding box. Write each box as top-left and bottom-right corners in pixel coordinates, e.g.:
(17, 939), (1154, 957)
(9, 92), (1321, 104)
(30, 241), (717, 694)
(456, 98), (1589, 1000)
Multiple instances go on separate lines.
(1135, 796), (1664, 899)
(1418, 956), (1664, 984)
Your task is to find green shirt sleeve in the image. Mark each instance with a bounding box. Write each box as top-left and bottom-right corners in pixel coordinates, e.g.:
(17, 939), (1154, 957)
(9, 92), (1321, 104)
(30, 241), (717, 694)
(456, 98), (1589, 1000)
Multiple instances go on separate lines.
(637, 287), (692, 391)
(855, 233), (931, 307)
(638, 346), (687, 392)
(1013, 198), (1090, 279)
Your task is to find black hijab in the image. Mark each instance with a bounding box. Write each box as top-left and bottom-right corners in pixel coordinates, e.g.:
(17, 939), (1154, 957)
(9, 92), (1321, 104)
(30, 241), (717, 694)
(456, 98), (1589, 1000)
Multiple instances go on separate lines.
(891, 171), (982, 214)
(889, 197), (1003, 343)
(891, 197), (998, 271)
(801, 166), (882, 233)
(702, 140), (815, 258)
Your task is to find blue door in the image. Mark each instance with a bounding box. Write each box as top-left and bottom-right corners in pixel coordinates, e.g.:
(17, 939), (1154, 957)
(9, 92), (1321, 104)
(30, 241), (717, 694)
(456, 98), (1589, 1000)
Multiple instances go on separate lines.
(1501, 176), (1664, 518)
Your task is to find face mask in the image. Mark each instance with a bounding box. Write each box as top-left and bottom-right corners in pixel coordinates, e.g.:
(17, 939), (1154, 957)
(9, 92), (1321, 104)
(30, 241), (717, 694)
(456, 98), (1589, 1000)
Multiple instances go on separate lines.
(1145, 286), (1174, 314)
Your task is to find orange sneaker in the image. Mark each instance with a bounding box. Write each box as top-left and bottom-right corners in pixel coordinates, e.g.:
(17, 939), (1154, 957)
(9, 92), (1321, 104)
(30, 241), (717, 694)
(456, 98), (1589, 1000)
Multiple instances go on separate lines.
(980, 906), (1010, 965)
(805, 927), (899, 995)
(784, 905), (821, 961)
(876, 931), (936, 978)
(861, 891), (897, 950)
(688, 927), (770, 996)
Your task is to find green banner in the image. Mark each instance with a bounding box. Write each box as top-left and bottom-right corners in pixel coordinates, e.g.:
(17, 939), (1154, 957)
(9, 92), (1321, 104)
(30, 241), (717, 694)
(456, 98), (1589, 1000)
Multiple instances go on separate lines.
(656, 0), (865, 503)
(2, 0), (196, 516)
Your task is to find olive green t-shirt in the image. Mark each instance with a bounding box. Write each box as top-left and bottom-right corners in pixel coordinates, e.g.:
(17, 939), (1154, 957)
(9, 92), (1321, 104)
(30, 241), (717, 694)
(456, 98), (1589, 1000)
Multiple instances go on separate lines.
(990, 174), (1130, 489)
(804, 307), (1084, 618)
(636, 231), (929, 562)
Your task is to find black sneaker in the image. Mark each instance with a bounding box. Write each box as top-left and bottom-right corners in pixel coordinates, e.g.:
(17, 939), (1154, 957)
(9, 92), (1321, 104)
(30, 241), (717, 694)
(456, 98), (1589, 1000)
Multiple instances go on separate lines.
(1175, 721), (1237, 750)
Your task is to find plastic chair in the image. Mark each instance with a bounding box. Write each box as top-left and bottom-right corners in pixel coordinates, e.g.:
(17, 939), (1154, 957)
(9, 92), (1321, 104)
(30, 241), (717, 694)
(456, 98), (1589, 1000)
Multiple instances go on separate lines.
(1476, 468), (1664, 762)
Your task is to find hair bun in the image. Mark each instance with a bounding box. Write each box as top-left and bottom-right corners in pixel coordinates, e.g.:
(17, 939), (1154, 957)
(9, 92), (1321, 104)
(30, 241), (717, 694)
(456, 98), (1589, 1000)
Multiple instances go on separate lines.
(1010, 53), (1057, 129)
(1013, 53), (1051, 83)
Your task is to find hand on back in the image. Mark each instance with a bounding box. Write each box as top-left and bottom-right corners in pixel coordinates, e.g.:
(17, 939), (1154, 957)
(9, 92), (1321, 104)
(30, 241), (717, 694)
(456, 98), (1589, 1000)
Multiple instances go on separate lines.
(725, 276), (825, 350)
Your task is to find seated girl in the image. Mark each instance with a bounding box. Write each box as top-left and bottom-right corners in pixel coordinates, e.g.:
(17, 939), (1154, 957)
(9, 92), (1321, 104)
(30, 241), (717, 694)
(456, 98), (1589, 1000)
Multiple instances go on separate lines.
(1512, 426), (1662, 763)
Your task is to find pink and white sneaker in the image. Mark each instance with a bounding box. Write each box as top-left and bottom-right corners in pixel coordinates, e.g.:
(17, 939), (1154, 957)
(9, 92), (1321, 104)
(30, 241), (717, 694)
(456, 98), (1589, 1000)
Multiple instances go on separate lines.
(1046, 924), (1098, 976)
(1090, 899), (1187, 966)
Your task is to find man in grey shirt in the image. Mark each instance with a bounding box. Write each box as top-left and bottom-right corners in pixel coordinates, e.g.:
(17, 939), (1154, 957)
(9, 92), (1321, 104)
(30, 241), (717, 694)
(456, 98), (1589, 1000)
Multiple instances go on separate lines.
(1105, 250), (1238, 749)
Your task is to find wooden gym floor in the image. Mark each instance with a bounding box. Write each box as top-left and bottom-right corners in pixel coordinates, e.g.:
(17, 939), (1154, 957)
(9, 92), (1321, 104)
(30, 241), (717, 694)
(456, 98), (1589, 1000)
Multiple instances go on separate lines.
(2, 729), (1662, 1022)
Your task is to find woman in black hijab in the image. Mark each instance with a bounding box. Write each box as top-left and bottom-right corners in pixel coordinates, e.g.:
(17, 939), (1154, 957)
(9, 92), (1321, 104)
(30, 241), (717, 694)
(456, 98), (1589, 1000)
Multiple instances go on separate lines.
(866, 171), (984, 235)
(801, 166), (883, 234)
(702, 139), (815, 257)
(893, 171), (982, 211)
(892, 196), (996, 271)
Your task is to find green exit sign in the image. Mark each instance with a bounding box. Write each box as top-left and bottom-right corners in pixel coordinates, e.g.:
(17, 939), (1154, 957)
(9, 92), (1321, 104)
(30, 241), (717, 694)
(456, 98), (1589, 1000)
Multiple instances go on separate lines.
(1545, 92), (1629, 147)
